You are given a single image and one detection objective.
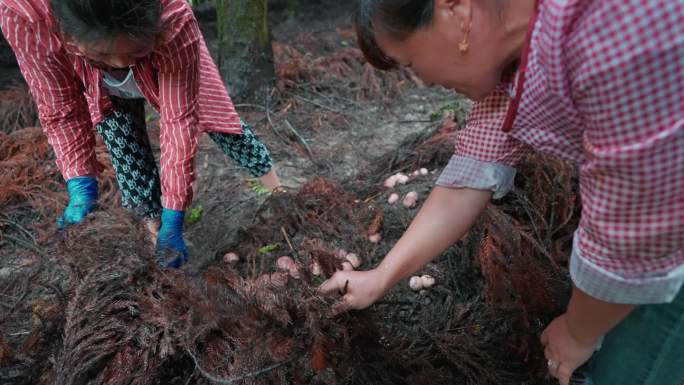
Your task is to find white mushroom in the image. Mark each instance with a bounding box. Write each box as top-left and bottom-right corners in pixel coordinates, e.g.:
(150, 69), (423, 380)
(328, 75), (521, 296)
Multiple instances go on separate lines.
(420, 168), (429, 176)
(388, 193), (400, 204)
(311, 261), (323, 276)
(368, 233), (382, 244)
(223, 252), (240, 263)
(421, 275), (436, 288)
(383, 175), (398, 188)
(409, 276), (424, 291)
(403, 191), (419, 208)
(395, 173), (410, 184)
(276, 256), (298, 273)
(345, 253), (361, 268)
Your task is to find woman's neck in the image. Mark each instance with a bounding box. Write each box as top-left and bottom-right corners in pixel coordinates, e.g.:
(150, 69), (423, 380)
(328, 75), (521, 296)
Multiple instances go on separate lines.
(500, 0), (538, 70)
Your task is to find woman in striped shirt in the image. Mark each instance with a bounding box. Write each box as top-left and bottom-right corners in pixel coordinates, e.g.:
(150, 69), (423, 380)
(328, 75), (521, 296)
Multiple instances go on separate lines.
(321, 1), (684, 384)
(0, 0), (282, 268)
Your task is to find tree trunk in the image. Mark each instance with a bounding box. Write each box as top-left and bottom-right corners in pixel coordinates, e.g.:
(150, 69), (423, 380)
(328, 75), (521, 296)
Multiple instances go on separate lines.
(212, 0), (273, 103)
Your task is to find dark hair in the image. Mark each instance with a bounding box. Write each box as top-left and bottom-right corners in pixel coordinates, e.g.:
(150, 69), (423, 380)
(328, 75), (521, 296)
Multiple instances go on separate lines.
(51, 0), (162, 44)
(354, 0), (435, 70)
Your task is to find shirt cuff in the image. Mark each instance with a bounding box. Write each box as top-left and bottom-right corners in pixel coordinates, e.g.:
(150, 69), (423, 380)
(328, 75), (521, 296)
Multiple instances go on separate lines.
(161, 198), (190, 212)
(61, 160), (104, 181)
(435, 155), (517, 199)
(570, 233), (684, 304)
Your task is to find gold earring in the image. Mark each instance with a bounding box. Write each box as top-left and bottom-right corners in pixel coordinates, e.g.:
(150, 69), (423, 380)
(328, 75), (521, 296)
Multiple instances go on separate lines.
(459, 21), (473, 54)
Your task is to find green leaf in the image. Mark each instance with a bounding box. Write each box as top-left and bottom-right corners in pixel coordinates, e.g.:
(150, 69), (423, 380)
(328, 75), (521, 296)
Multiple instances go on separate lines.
(186, 206), (203, 225)
(430, 100), (470, 122)
(257, 243), (280, 256)
(247, 178), (272, 196)
(429, 111), (442, 122)
(145, 114), (158, 124)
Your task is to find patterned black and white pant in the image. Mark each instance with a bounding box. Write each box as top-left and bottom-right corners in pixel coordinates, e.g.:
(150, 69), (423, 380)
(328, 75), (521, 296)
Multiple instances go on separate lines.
(95, 97), (273, 219)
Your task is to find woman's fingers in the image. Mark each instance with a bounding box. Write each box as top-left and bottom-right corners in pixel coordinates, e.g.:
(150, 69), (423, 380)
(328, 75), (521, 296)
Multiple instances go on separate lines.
(319, 273), (356, 315)
(544, 346), (560, 379)
(319, 269), (386, 314)
(557, 365), (572, 385)
(330, 295), (352, 316)
(318, 272), (348, 295)
(540, 327), (549, 346)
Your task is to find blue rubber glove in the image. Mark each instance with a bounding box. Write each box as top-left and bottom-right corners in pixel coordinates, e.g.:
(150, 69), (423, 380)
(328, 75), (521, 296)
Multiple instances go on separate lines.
(57, 177), (98, 229)
(155, 209), (189, 268)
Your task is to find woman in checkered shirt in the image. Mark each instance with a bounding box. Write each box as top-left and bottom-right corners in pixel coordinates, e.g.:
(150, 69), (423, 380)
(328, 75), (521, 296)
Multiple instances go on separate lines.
(0, 0), (282, 268)
(321, 1), (684, 384)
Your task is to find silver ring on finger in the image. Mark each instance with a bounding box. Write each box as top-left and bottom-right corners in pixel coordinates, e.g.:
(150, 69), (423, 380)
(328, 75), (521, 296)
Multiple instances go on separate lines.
(547, 359), (558, 370)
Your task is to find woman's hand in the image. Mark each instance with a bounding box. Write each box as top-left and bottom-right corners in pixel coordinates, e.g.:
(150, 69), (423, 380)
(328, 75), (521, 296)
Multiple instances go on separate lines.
(319, 187), (491, 315)
(319, 268), (391, 313)
(541, 314), (599, 385)
(156, 209), (189, 268)
(57, 176), (99, 228)
(542, 286), (635, 384)
(260, 169), (282, 191)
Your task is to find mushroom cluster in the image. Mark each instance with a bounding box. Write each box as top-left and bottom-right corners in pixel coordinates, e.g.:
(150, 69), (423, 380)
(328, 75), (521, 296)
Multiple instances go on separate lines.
(409, 275), (436, 291)
(382, 168), (432, 208)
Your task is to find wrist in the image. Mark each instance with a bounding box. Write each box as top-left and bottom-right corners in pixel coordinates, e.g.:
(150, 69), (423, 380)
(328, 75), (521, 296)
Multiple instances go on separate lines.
(374, 260), (404, 293)
(366, 267), (392, 300)
(67, 175), (97, 183)
(161, 209), (185, 228)
(563, 312), (601, 347)
(66, 176), (99, 200)
(68, 174), (96, 180)
(564, 285), (635, 346)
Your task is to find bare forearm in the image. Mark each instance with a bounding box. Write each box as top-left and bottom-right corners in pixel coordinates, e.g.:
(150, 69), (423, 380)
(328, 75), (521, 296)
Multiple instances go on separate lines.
(565, 285), (636, 344)
(376, 186), (491, 288)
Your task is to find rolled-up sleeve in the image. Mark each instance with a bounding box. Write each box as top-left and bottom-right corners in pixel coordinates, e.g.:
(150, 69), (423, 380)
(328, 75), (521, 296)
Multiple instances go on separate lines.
(570, 121), (684, 303)
(1, 7), (100, 180)
(437, 90), (530, 199)
(570, 16), (684, 303)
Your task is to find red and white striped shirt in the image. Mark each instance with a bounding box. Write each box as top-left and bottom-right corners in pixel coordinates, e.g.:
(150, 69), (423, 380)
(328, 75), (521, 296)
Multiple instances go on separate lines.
(0, 0), (242, 211)
(437, 0), (684, 304)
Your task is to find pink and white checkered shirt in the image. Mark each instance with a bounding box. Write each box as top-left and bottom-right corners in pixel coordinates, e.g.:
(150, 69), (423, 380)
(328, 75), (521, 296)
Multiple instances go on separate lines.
(0, 0), (242, 211)
(437, 0), (684, 304)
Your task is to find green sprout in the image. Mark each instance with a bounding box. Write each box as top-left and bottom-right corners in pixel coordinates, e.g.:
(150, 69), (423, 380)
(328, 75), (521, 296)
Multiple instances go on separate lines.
(257, 243), (280, 256)
(247, 178), (272, 196)
(186, 206), (203, 225)
(430, 100), (470, 122)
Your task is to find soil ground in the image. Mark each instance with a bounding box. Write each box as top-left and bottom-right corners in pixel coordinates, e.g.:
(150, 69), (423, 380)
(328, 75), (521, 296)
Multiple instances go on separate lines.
(185, 0), (456, 263)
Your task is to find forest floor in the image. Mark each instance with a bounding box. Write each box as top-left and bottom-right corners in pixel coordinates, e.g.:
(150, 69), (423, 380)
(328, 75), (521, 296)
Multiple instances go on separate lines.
(0, 1), (579, 384)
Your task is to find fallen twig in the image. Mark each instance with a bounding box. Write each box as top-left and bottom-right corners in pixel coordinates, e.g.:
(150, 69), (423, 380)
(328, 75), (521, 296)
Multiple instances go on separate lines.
(186, 348), (300, 385)
(3, 233), (47, 258)
(0, 214), (37, 245)
(284, 119), (315, 162)
(280, 226), (302, 263)
(286, 92), (342, 114)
